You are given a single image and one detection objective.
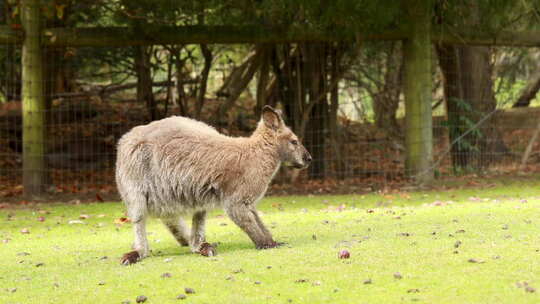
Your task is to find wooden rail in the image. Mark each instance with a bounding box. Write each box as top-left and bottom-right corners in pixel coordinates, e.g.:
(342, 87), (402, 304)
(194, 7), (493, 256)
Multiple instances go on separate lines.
(2, 25), (540, 47)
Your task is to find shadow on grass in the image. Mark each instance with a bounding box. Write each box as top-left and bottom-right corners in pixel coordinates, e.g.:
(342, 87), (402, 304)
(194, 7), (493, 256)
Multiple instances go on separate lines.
(150, 240), (289, 258)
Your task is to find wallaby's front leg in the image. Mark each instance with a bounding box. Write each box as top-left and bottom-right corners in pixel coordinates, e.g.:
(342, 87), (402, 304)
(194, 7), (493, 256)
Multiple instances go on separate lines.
(191, 211), (216, 256)
(121, 217), (150, 265)
(226, 202), (279, 249)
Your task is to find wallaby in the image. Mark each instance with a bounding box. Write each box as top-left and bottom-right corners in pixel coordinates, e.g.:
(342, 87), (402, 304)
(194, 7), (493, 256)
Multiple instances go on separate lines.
(115, 106), (311, 265)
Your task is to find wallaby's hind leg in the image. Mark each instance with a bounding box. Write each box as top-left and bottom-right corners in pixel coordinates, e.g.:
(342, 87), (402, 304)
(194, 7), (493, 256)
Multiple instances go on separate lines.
(120, 198), (150, 265)
(162, 217), (190, 246)
(191, 211), (216, 256)
(121, 216), (150, 265)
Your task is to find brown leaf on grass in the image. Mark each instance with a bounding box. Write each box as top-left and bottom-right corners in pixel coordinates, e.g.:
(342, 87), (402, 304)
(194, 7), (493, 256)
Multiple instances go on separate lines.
(468, 258), (485, 264)
(79, 214), (90, 220)
(393, 272), (402, 279)
(407, 289), (420, 293)
(37, 216), (45, 222)
(114, 217), (131, 224)
(20, 228), (30, 234)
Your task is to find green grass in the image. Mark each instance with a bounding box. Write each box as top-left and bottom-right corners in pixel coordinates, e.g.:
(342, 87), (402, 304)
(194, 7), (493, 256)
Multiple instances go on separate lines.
(2, 179), (540, 303)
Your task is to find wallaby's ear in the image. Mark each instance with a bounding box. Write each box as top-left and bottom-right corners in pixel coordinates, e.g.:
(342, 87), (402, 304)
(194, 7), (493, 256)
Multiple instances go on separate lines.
(262, 105), (282, 131)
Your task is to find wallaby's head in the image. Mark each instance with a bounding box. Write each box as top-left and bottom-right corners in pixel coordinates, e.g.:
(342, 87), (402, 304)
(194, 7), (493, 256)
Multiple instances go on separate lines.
(261, 105), (312, 169)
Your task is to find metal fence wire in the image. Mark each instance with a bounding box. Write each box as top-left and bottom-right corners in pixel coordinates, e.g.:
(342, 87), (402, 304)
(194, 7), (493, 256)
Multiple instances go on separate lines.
(1, 1), (540, 201)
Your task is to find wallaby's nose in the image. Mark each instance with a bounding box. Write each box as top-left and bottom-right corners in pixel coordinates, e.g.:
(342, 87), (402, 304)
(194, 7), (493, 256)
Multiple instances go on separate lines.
(304, 153), (312, 164)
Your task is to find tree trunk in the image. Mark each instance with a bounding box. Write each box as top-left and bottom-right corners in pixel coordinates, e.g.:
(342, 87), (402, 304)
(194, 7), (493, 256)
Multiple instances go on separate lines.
(134, 46), (158, 120)
(328, 46), (346, 179)
(213, 47), (262, 125)
(437, 44), (508, 170)
(373, 42), (403, 139)
(21, 0), (47, 196)
(304, 43), (328, 179)
(512, 67), (540, 108)
(403, 0), (433, 184)
(195, 44), (212, 120)
(256, 45), (271, 117)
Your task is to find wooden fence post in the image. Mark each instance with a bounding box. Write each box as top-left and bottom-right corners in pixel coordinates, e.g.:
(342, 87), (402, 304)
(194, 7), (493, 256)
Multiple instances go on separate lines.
(403, 1), (433, 184)
(21, 0), (46, 196)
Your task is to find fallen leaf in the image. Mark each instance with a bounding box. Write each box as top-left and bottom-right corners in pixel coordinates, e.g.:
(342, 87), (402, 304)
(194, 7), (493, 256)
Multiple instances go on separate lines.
(135, 295), (147, 303)
(114, 217), (131, 224)
(468, 258), (485, 264)
(79, 214), (90, 219)
(393, 272), (402, 279)
(184, 287), (195, 294)
(20, 228), (30, 234)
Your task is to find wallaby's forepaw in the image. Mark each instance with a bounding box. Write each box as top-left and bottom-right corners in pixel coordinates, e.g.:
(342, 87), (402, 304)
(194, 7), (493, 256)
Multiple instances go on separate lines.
(120, 250), (141, 265)
(256, 241), (286, 250)
(199, 242), (217, 257)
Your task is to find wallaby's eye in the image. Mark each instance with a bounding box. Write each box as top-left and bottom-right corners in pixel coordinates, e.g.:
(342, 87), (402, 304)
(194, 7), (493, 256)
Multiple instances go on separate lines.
(291, 140), (299, 145)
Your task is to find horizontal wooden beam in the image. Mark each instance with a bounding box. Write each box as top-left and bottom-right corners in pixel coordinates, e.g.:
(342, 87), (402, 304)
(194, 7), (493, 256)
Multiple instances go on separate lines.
(2, 24), (540, 47)
(40, 26), (406, 47)
(432, 30), (540, 47)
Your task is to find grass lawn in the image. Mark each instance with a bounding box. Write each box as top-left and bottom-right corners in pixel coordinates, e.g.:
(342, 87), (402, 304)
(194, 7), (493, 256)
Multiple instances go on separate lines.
(2, 178), (540, 303)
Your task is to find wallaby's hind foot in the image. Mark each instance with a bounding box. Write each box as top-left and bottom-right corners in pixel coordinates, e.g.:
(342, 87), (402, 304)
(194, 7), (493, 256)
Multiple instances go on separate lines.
(198, 242), (217, 257)
(120, 251), (141, 265)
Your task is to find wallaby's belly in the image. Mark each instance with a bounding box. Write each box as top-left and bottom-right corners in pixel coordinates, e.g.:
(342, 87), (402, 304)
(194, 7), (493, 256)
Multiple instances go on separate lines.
(144, 180), (224, 217)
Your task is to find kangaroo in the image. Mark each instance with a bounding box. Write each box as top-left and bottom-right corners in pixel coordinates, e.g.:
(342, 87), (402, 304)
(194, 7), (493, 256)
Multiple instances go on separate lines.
(115, 106), (311, 264)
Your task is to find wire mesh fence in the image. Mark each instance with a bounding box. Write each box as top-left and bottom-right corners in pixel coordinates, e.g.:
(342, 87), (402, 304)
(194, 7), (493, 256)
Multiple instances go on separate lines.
(1, 2), (540, 201)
